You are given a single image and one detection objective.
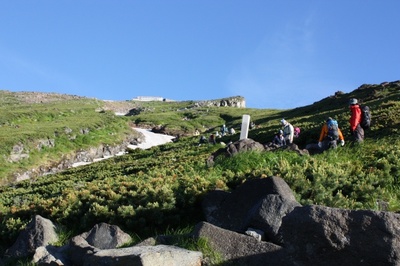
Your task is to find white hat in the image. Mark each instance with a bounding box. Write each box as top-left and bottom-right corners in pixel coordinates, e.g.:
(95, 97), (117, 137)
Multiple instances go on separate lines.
(349, 98), (358, 105)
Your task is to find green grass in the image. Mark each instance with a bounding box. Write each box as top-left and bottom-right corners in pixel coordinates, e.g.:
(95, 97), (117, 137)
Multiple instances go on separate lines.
(0, 92), (137, 183)
(0, 82), (399, 263)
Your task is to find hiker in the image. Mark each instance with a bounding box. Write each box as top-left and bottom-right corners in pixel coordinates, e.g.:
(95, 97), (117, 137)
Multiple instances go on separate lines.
(220, 124), (228, 136)
(349, 98), (364, 142)
(250, 121), (255, 129)
(273, 130), (286, 147)
(198, 135), (207, 145)
(209, 134), (216, 145)
(281, 119), (294, 144)
(318, 117), (345, 150)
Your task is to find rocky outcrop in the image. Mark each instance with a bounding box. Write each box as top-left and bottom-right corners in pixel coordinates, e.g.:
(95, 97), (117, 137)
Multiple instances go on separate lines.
(206, 138), (265, 166)
(4, 177), (400, 265)
(193, 96), (245, 108)
(280, 205), (400, 265)
(124, 96), (246, 118)
(202, 176), (300, 245)
(4, 217), (202, 266)
(75, 222), (132, 250)
(207, 139), (308, 166)
(191, 222), (288, 265)
(199, 176), (400, 265)
(67, 233), (201, 266)
(12, 133), (143, 183)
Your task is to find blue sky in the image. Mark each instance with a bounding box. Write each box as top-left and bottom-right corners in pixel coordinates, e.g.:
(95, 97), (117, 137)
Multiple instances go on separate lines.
(1, 1), (399, 109)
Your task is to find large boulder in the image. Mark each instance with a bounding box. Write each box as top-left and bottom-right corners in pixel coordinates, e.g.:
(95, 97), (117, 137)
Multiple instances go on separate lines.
(83, 245), (202, 266)
(67, 235), (101, 266)
(66, 222), (201, 266)
(202, 176), (300, 236)
(206, 138), (265, 166)
(201, 189), (230, 225)
(225, 138), (265, 156)
(191, 221), (290, 265)
(280, 205), (400, 265)
(66, 223), (132, 265)
(77, 222), (132, 249)
(246, 194), (301, 244)
(33, 245), (69, 266)
(4, 215), (58, 258)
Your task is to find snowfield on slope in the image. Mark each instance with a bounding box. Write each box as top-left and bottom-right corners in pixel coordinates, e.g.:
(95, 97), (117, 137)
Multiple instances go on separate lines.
(72, 128), (175, 167)
(128, 128), (176, 150)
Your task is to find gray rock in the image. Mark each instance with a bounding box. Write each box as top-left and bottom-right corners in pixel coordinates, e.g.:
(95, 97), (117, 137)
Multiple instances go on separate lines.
(280, 205), (400, 266)
(83, 245), (203, 266)
(247, 194), (301, 244)
(226, 138), (265, 157)
(245, 227), (265, 241)
(204, 176), (299, 232)
(9, 143), (29, 162)
(77, 222), (132, 250)
(194, 96), (245, 108)
(201, 189), (230, 224)
(36, 138), (55, 150)
(206, 138), (265, 165)
(67, 235), (100, 266)
(5, 215), (58, 258)
(33, 245), (69, 266)
(191, 221), (289, 265)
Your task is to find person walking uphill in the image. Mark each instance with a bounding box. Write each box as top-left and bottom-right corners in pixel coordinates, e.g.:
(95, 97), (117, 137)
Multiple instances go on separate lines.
(349, 98), (364, 143)
(281, 119), (294, 144)
(318, 117), (345, 150)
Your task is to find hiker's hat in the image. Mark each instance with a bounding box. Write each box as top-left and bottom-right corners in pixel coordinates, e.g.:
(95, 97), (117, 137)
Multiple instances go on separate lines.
(349, 98), (358, 105)
(280, 119), (286, 125)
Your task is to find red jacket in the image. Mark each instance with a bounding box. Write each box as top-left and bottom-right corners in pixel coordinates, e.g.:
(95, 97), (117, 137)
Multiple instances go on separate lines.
(349, 104), (362, 131)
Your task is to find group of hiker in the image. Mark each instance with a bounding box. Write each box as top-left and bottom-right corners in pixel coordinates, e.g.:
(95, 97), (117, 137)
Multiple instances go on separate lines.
(198, 97), (368, 150)
(198, 124), (237, 145)
(275, 98), (367, 152)
(272, 119), (301, 147)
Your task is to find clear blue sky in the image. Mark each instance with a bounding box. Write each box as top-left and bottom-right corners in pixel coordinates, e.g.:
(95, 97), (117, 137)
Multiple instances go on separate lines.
(1, 1), (399, 109)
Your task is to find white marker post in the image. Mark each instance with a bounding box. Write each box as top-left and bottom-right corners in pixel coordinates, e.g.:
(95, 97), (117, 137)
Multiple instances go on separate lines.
(240, 115), (250, 140)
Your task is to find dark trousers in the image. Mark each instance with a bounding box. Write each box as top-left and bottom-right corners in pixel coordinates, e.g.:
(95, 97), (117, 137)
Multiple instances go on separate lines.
(352, 124), (364, 142)
(322, 139), (337, 150)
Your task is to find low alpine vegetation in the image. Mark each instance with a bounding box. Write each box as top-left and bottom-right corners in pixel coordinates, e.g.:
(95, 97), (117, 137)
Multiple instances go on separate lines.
(0, 81), (399, 259)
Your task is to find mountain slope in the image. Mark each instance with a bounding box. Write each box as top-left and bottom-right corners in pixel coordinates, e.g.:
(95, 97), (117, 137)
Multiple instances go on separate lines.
(0, 80), (399, 254)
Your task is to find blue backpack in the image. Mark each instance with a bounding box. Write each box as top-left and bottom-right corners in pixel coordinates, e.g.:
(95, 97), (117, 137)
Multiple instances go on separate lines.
(327, 119), (339, 140)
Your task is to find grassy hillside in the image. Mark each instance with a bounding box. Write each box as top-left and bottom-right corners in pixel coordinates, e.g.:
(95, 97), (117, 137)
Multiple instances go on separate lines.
(0, 81), (399, 258)
(0, 91), (140, 184)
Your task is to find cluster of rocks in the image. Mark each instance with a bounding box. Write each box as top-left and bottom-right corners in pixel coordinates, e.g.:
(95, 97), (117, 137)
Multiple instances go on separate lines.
(3, 176), (400, 265)
(355, 80), (400, 102)
(200, 177), (400, 265)
(207, 138), (308, 166)
(1, 217), (202, 266)
(10, 132), (143, 183)
(193, 96), (246, 108)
